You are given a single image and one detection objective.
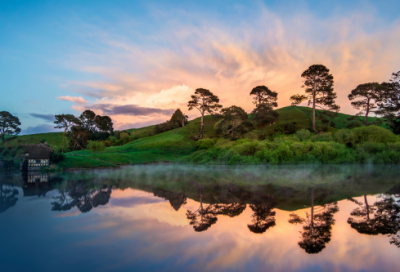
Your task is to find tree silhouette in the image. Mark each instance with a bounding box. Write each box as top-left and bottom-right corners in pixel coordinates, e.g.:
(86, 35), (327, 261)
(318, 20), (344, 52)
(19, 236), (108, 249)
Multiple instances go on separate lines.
(250, 86), (278, 108)
(0, 182), (19, 213)
(170, 109), (189, 128)
(251, 104), (279, 126)
(54, 114), (81, 153)
(291, 65), (340, 130)
(79, 110), (97, 133)
(247, 200), (276, 234)
(0, 111), (21, 142)
(348, 83), (386, 125)
(187, 88), (222, 139)
(289, 188), (339, 254)
(373, 195), (400, 247)
(219, 106), (249, 139)
(211, 202), (246, 218)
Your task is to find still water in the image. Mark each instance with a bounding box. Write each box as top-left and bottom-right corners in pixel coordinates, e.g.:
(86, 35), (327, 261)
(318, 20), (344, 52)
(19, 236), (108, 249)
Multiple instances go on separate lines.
(1, 165), (400, 272)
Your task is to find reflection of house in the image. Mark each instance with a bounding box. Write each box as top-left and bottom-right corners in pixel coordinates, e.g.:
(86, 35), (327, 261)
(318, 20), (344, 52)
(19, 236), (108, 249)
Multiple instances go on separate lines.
(21, 144), (54, 171)
(27, 173), (53, 183)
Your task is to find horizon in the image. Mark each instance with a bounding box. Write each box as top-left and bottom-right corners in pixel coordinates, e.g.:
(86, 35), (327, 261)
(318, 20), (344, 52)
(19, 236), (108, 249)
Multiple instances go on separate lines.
(1, 0), (399, 135)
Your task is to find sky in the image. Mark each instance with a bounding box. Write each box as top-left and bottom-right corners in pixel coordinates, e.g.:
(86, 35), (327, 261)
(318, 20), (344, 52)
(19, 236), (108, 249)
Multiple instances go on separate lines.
(0, 0), (399, 134)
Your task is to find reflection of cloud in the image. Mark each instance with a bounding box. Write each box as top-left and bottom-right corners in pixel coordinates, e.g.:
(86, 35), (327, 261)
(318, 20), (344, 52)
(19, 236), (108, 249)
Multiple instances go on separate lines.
(30, 113), (55, 122)
(21, 124), (62, 135)
(110, 196), (165, 208)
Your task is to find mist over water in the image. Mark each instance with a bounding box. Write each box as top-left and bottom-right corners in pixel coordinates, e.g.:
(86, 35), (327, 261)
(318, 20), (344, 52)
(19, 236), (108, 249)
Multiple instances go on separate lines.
(1, 164), (400, 271)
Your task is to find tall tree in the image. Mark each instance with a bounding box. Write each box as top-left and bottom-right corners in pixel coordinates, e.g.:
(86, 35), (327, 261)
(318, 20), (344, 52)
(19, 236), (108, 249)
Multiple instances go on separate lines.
(290, 94), (308, 106)
(292, 65), (340, 130)
(54, 114), (81, 153)
(188, 88), (222, 139)
(0, 111), (21, 142)
(377, 71), (400, 132)
(170, 108), (189, 128)
(220, 106), (248, 138)
(247, 201), (276, 234)
(348, 83), (386, 125)
(250, 86), (278, 107)
(95, 115), (114, 134)
(79, 110), (97, 132)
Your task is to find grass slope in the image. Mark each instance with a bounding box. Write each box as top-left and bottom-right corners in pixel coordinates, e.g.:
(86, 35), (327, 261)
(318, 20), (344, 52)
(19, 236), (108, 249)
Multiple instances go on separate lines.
(0, 106), (388, 168)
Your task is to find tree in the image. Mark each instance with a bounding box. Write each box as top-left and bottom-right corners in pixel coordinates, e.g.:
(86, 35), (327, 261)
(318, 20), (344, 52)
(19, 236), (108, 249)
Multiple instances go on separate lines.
(251, 104), (279, 125)
(186, 185), (217, 232)
(220, 106), (248, 139)
(292, 65), (340, 130)
(68, 126), (91, 151)
(170, 108), (189, 128)
(188, 88), (222, 139)
(79, 110), (97, 132)
(87, 140), (106, 154)
(377, 71), (400, 132)
(290, 94), (308, 106)
(288, 188), (339, 254)
(54, 114), (81, 153)
(250, 86), (278, 107)
(95, 115), (114, 134)
(348, 83), (386, 126)
(0, 111), (21, 142)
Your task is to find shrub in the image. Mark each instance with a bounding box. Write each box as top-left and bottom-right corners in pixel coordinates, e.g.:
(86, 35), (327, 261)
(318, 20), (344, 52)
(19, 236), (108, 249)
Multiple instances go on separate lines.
(87, 140), (106, 154)
(311, 133), (333, 142)
(353, 125), (398, 144)
(282, 122), (298, 134)
(236, 142), (263, 156)
(50, 152), (65, 163)
(102, 140), (111, 147)
(196, 139), (215, 150)
(296, 129), (311, 141)
(334, 129), (357, 147)
(119, 132), (129, 140)
(345, 120), (364, 129)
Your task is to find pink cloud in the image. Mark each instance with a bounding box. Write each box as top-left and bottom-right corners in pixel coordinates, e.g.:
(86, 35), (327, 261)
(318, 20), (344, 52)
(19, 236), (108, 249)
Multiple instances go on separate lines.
(58, 96), (88, 105)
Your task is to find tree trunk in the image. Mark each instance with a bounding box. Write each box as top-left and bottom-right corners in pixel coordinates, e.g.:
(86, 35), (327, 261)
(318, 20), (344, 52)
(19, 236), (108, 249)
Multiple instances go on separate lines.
(364, 194), (370, 221)
(200, 114), (204, 139)
(311, 188), (314, 234)
(181, 118), (185, 127)
(365, 99), (370, 126)
(312, 92), (316, 131)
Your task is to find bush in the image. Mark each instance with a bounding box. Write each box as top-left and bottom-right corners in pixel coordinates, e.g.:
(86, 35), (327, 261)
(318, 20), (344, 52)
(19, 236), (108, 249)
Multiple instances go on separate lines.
(50, 152), (65, 163)
(346, 120), (364, 129)
(334, 129), (356, 147)
(119, 132), (129, 140)
(296, 129), (311, 141)
(102, 140), (111, 147)
(235, 142), (263, 156)
(353, 125), (398, 144)
(196, 139), (215, 150)
(311, 133), (333, 142)
(282, 122), (298, 134)
(87, 140), (106, 154)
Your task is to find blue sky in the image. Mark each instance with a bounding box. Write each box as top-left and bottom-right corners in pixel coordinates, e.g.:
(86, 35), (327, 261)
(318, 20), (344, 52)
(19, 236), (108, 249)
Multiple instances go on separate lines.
(1, 0), (399, 134)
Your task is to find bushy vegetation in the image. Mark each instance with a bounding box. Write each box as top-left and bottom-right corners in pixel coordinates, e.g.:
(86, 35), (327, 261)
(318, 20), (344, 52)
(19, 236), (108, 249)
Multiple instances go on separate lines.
(345, 120), (364, 129)
(184, 125), (400, 165)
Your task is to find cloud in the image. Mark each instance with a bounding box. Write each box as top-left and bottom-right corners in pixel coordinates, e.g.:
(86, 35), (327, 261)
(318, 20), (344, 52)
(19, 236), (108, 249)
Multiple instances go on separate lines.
(30, 113), (55, 122)
(21, 124), (62, 135)
(57, 96), (88, 105)
(93, 104), (175, 116)
(58, 4), (400, 129)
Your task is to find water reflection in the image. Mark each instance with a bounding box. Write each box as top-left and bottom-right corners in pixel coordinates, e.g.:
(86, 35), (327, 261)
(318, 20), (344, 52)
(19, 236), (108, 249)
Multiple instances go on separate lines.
(153, 188), (187, 211)
(0, 182), (19, 213)
(289, 188), (339, 254)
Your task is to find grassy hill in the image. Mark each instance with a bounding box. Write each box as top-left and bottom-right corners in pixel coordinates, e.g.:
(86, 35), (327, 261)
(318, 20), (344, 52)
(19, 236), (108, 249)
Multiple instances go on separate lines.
(0, 106), (388, 168)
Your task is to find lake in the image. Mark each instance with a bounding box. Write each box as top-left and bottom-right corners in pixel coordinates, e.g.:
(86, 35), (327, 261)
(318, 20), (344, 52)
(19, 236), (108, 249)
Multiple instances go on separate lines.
(1, 164), (400, 271)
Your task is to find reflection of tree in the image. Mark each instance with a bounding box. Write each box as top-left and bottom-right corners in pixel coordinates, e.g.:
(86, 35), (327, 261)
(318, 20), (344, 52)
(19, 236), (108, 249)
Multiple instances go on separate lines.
(289, 188), (339, 254)
(247, 198), (277, 234)
(373, 195), (400, 248)
(153, 188), (187, 211)
(51, 182), (112, 213)
(186, 185), (246, 232)
(347, 194), (393, 235)
(0, 182), (19, 213)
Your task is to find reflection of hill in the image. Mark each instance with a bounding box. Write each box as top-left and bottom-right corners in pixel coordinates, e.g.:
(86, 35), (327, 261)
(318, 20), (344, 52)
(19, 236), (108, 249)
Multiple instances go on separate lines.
(153, 188), (187, 211)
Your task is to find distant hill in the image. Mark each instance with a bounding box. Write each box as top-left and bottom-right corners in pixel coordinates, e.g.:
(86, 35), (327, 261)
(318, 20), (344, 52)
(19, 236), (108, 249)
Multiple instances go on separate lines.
(0, 106), (386, 164)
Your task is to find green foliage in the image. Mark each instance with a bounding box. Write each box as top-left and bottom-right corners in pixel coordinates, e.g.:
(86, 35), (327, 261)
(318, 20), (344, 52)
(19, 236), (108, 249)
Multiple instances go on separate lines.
(345, 120), (364, 129)
(352, 125), (398, 144)
(196, 139), (215, 150)
(87, 140), (106, 154)
(281, 122), (298, 134)
(311, 133), (333, 142)
(50, 152), (65, 163)
(295, 129), (311, 141)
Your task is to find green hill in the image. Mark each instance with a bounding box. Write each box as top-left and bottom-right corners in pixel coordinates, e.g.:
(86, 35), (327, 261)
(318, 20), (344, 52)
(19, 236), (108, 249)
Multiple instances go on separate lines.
(0, 106), (388, 168)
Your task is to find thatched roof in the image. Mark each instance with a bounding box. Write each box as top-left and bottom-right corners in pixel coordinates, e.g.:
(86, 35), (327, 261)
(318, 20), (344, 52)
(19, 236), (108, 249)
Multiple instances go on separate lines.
(24, 144), (54, 159)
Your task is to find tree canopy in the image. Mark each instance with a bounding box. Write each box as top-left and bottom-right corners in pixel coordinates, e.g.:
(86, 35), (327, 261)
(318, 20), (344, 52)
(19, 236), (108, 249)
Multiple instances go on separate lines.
(250, 86), (278, 108)
(348, 83), (386, 125)
(251, 103), (279, 126)
(188, 88), (222, 138)
(0, 111), (21, 142)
